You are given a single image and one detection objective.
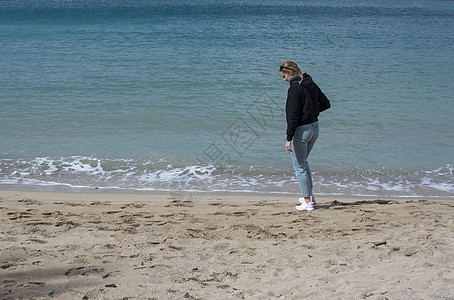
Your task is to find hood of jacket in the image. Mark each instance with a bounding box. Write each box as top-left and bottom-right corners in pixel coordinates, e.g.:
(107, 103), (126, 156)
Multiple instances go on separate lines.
(289, 75), (301, 87)
(289, 73), (316, 89)
(301, 73), (316, 90)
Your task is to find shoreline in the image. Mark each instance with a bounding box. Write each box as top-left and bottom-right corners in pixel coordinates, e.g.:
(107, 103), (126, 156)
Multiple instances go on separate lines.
(1, 184), (452, 201)
(1, 189), (453, 299)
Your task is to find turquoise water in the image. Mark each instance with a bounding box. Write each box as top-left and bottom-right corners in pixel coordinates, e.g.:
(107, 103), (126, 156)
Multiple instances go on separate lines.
(1, 0), (453, 197)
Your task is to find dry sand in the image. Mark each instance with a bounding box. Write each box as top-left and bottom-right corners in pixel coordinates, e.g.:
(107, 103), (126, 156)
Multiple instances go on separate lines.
(0, 190), (453, 299)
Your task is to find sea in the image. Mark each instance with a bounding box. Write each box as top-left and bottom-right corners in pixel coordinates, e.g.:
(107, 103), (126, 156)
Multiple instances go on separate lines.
(1, 0), (453, 199)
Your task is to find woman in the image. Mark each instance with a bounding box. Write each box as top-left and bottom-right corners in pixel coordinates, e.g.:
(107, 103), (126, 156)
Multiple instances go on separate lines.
(279, 60), (330, 211)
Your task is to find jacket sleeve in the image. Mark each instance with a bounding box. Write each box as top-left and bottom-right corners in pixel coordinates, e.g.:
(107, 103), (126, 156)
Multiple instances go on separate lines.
(285, 86), (301, 141)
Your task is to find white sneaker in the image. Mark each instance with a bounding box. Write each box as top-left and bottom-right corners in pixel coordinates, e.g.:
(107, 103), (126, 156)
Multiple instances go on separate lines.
(299, 196), (316, 205)
(305, 202), (314, 211)
(295, 203), (306, 210)
(295, 201), (314, 211)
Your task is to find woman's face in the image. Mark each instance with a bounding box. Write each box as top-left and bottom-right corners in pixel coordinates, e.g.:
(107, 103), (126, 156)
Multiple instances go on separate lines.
(280, 71), (294, 84)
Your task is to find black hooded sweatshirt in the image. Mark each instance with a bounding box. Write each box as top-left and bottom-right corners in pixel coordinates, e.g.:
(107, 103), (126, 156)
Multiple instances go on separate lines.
(285, 73), (330, 141)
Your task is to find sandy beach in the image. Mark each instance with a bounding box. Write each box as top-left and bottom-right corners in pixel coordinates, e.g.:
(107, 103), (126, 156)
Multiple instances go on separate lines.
(0, 189), (453, 299)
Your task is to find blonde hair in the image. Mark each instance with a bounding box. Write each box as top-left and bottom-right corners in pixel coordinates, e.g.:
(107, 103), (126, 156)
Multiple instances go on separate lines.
(279, 60), (303, 83)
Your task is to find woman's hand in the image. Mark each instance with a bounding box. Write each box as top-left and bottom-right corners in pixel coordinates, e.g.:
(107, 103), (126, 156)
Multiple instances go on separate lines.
(285, 140), (292, 153)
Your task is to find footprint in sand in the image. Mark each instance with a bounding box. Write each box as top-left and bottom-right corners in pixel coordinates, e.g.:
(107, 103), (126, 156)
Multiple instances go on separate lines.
(18, 199), (43, 206)
(208, 202), (240, 208)
(7, 211), (34, 220)
(251, 201), (282, 207)
(1, 263), (17, 270)
(64, 266), (105, 277)
(102, 271), (121, 279)
(55, 220), (80, 229)
(18, 281), (46, 287)
(90, 201), (112, 206)
(121, 202), (146, 209)
(165, 200), (195, 207)
(64, 202), (89, 207)
(41, 211), (62, 218)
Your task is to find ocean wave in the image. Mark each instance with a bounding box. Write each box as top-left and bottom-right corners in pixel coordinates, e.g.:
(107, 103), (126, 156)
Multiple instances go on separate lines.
(0, 156), (453, 198)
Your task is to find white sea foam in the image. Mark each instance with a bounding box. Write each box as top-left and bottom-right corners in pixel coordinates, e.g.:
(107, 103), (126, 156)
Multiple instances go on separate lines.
(0, 157), (453, 198)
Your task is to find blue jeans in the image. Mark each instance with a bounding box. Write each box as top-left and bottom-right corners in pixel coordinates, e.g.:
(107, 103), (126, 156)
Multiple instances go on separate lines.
(290, 121), (319, 197)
